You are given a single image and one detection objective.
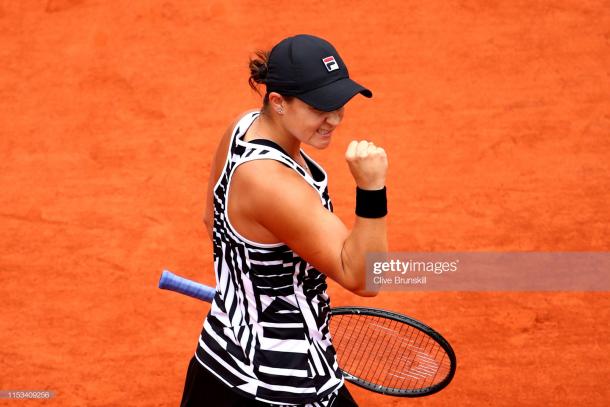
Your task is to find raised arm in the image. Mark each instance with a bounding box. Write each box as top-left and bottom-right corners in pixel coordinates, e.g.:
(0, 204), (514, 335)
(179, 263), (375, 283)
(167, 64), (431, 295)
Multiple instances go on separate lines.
(230, 140), (388, 297)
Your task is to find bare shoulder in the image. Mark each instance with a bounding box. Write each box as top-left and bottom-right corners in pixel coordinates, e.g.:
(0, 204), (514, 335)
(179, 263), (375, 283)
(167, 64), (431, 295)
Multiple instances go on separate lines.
(230, 157), (350, 287)
(231, 159), (320, 212)
(228, 158), (327, 245)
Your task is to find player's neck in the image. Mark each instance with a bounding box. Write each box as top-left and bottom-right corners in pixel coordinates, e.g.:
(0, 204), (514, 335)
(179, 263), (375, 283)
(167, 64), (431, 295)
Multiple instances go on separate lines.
(255, 112), (301, 160)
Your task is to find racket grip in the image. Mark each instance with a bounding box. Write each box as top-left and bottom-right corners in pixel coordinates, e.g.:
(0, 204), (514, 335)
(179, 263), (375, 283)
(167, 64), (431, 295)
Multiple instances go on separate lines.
(159, 269), (215, 303)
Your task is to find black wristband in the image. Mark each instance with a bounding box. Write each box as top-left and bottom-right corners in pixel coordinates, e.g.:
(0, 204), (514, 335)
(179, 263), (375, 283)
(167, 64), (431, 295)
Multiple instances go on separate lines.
(355, 187), (387, 218)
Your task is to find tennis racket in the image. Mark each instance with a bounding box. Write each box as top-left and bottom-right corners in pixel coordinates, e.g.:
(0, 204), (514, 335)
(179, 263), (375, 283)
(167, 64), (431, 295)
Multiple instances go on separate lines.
(159, 269), (456, 397)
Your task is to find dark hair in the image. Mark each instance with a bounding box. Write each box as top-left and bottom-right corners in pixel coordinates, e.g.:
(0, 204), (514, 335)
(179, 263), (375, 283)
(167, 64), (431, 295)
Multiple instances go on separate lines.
(248, 50), (269, 96)
(248, 50), (293, 107)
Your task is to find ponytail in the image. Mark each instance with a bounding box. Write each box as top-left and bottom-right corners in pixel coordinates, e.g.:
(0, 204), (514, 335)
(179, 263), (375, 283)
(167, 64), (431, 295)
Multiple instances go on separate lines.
(248, 50), (270, 96)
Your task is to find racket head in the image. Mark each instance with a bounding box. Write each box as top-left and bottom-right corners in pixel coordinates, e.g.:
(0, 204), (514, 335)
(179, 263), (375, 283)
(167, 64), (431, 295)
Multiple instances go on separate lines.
(330, 307), (456, 397)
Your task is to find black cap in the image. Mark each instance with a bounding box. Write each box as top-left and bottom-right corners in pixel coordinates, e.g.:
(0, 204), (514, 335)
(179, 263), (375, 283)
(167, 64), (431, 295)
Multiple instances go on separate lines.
(265, 34), (372, 112)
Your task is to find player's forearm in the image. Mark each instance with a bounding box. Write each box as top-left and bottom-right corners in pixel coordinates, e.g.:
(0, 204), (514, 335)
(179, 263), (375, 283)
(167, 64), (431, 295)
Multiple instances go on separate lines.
(341, 139), (388, 296)
(341, 216), (387, 295)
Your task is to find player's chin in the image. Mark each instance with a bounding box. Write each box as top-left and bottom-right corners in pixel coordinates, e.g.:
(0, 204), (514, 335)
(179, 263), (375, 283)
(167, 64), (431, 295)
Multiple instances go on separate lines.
(309, 139), (332, 149)
(309, 133), (333, 149)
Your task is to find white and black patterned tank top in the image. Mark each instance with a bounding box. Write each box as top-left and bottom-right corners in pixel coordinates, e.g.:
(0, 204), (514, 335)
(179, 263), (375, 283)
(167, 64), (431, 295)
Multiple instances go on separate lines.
(195, 111), (344, 406)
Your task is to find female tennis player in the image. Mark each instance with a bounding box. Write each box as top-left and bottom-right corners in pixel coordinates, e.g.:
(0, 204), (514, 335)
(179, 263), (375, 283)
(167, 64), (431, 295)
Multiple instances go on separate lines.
(180, 34), (388, 407)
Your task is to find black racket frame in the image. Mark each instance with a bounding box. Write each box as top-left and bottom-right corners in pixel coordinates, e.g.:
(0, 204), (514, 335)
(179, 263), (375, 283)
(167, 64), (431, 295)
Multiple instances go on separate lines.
(330, 306), (457, 397)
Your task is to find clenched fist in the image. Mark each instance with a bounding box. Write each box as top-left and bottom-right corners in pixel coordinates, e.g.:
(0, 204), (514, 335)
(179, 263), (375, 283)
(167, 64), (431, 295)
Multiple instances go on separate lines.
(345, 140), (388, 190)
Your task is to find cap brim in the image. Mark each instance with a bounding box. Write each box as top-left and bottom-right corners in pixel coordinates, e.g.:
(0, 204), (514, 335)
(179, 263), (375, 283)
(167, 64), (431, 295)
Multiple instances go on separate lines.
(296, 78), (372, 112)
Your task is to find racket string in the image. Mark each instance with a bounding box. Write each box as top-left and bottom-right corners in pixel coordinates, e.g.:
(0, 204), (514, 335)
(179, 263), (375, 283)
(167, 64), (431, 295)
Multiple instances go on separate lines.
(364, 317), (383, 386)
(331, 313), (452, 392)
(339, 314), (369, 375)
(368, 317), (401, 385)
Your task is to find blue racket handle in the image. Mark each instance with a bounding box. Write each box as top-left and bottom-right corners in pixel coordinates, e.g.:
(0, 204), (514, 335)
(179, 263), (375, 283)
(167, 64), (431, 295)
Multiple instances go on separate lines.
(159, 270), (215, 303)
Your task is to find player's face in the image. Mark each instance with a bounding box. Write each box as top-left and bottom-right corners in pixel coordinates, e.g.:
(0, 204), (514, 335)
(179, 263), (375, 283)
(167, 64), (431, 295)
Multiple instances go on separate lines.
(283, 98), (344, 149)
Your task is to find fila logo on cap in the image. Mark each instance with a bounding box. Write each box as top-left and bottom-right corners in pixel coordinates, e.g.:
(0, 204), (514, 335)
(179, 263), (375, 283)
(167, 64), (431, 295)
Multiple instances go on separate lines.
(322, 56), (339, 72)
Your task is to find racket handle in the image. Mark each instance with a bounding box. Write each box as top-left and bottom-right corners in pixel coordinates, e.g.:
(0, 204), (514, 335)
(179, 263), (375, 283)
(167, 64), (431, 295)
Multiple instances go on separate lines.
(159, 269), (215, 303)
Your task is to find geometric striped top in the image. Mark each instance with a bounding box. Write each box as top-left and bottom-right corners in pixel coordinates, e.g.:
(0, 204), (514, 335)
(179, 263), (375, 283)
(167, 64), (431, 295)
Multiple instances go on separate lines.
(195, 111), (344, 406)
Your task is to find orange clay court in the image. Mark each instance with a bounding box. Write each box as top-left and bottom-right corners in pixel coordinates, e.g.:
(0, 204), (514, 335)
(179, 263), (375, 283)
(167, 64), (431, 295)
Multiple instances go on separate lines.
(1, 1), (609, 406)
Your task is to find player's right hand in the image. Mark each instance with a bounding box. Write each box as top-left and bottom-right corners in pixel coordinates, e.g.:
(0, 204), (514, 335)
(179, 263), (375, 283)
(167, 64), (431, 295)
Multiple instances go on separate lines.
(345, 140), (388, 190)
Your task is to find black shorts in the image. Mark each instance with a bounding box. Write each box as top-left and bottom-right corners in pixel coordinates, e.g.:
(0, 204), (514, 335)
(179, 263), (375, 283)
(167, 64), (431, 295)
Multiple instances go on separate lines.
(180, 356), (359, 407)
